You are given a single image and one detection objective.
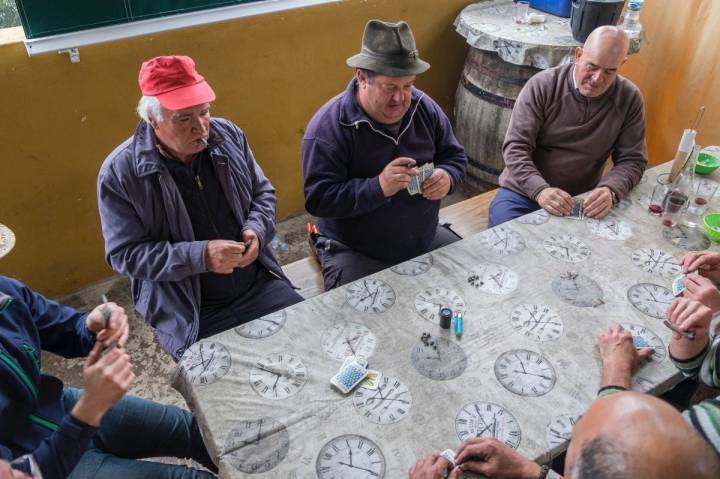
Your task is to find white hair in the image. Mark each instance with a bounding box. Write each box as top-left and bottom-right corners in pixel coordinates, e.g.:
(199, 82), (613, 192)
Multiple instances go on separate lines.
(136, 95), (165, 123)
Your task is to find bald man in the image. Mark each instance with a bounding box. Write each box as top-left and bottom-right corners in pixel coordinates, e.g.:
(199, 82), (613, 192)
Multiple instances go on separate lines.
(488, 25), (647, 226)
(409, 306), (720, 479)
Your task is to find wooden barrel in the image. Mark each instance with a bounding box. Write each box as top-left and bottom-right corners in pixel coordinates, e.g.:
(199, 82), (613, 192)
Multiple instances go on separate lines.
(454, 48), (540, 188)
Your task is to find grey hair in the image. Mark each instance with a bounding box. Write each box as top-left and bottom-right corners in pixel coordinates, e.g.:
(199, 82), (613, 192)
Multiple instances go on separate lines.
(571, 436), (630, 479)
(136, 95), (165, 123)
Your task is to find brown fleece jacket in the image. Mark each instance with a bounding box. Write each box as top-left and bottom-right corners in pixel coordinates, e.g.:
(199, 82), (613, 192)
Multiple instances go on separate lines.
(498, 62), (647, 200)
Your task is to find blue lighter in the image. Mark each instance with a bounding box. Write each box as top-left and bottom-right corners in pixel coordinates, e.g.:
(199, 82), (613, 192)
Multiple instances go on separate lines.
(453, 313), (463, 337)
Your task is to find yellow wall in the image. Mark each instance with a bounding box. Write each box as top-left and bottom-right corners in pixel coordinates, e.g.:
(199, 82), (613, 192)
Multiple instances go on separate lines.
(622, 0), (720, 164)
(0, 0), (470, 296)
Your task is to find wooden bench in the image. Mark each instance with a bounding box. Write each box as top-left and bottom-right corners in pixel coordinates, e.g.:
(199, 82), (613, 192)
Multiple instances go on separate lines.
(282, 189), (498, 299)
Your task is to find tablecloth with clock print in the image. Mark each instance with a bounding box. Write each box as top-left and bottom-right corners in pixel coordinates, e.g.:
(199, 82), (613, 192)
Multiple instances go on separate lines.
(172, 162), (720, 478)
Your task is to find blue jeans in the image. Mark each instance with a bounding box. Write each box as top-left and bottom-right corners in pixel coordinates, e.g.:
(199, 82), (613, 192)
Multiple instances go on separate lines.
(488, 187), (541, 227)
(63, 388), (217, 479)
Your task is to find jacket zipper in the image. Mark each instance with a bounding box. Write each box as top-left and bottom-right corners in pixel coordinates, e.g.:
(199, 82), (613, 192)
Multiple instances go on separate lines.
(340, 92), (425, 145)
(195, 175), (223, 238)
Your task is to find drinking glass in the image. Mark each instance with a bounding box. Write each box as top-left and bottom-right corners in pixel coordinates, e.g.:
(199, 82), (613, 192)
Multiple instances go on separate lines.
(514, 1), (529, 23)
(648, 183), (668, 215)
(661, 189), (688, 227)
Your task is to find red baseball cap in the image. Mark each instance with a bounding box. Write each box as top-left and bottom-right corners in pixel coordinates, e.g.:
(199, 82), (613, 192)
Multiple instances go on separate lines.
(138, 55), (216, 110)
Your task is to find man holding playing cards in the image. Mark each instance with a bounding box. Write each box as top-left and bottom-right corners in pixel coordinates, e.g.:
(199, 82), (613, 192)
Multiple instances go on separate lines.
(302, 20), (467, 290)
(488, 26), (647, 226)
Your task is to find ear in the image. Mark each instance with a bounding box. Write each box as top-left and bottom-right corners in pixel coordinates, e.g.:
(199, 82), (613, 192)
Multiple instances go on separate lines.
(356, 69), (366, 87)
(148, 117), (159, 129)
(575, 47), (583, 62)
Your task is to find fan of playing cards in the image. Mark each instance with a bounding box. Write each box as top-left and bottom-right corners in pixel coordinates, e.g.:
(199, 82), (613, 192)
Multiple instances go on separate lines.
(408, 162), (435, 196)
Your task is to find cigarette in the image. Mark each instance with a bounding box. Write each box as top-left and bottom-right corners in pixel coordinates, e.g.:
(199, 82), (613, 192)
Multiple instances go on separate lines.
(101, 294), (110, 329)
(663, 320), (696, 340)
(100, 294), (117, 350)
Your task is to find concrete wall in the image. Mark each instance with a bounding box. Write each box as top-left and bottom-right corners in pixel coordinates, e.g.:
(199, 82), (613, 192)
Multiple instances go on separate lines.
(0, 0), (470, 295)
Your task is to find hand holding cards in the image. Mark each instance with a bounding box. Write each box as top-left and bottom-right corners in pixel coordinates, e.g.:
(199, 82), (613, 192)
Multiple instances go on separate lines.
(407, 162), (434, 195)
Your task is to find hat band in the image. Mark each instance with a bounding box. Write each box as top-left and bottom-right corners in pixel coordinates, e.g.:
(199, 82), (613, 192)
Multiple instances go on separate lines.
(360, 48), (419, 61)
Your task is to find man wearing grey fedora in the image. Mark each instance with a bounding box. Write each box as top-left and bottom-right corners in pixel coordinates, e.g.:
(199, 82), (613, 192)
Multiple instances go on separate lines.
(302, 19), (467, 290)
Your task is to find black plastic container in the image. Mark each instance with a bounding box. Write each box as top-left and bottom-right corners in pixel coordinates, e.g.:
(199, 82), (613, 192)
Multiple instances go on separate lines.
(570, 0), (624, 43)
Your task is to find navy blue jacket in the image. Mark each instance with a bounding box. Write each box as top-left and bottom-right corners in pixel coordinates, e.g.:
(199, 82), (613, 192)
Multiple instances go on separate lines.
(98, 118), (289, 360)
(0, 276), (97, 479)
(302, 79), (467, 263)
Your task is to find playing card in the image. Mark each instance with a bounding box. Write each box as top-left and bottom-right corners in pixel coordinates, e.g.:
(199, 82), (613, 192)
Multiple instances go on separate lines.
(360, 369), (382, 390)
(567, 199), (584, 220)
(672, 274), (685, 297)
(406, 162), (434, 196)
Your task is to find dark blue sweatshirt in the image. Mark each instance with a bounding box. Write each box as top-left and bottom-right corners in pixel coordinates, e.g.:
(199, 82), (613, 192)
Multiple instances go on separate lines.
(0, 276), (97, 479)
(302, 79), (467, 263)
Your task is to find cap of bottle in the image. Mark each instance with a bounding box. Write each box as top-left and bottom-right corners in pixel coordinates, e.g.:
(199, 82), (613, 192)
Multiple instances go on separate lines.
(440, 307), (453, 329)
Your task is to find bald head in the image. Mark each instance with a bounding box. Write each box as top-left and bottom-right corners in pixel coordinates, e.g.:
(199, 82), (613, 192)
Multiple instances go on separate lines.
(565, 392), (720, 479)
(573, 26), (629, 97)
(584, 26), (630, 63)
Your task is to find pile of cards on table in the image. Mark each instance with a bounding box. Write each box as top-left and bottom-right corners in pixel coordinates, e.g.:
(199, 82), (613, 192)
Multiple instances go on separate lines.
(330, 355), (382, 393)
(408, 162), (434, 195)
(567, 199), (584, 220)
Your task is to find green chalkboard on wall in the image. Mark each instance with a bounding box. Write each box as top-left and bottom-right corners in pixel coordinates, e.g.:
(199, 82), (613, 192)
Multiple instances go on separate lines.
(15, 0), (261, 39)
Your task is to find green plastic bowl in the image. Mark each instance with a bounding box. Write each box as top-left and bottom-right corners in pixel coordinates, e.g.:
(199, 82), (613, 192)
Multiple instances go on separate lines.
(703, 213), (720, 242)
(695, 152), (720, 175)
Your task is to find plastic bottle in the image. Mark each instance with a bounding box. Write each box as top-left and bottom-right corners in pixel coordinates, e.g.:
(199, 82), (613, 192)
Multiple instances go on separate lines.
(621, 0), (644, 39)
(270, 235), (289, 254)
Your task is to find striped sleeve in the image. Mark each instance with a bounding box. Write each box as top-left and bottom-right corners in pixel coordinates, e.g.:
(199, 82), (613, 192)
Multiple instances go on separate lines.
(671, 336), (719, 387)
(682, 398), (720, 455)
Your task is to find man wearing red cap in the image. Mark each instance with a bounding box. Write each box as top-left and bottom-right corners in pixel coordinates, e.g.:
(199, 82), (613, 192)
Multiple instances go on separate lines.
(97, 56), (302, 360)
(302, 20), (467, 290)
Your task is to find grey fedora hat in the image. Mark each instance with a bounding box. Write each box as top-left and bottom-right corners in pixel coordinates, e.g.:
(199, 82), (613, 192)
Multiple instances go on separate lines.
(346, 20), (430, 76)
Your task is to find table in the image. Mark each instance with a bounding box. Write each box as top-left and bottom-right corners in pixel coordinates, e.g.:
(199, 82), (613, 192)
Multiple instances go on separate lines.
(453, 0), (645, 188)
(173, 163), (719, 478)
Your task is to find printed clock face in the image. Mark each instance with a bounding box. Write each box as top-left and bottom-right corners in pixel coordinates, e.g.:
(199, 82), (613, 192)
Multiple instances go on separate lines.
(235, 311), (286, 339)
(410, 335), (467, 381)
(455, 401), (522, 449)
(586, 217), (633, 240)
(179, 341), (231, 385)
(478, 227), (526, 255)
(663, 225), (711, 251)
(543, 234), (590, 263)
(316, 435), (386, 479)
(627, 283), (674, 319)
(322, 321), (377, 362)
(632, 376), (655, 393)
(353, 376), (412, 425)
(546, 414), (580, 449)
(0, 224), (15, 258)
(224, 417), (290, 474)
(391, 253), (433, 276)
(346, 279), (396, 313)
(552, 272), (605, 308)
(630, 248), (682, 278)
(494, 349), (557, 397)
(510, 304), (563, 341)
(468, 263), (519, 295)
(516, 209), (549, 225)
(249, 353), (307, 400)
(621, 323), (667, 362)
(414, 288), (466, 324)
